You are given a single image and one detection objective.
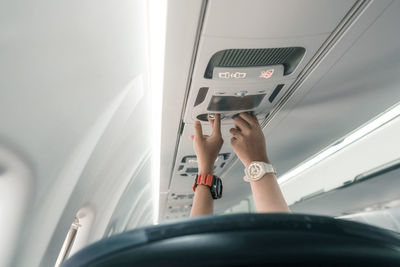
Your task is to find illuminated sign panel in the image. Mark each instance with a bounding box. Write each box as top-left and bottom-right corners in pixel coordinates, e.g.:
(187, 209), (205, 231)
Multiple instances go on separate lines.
(218, 72), (247, 79)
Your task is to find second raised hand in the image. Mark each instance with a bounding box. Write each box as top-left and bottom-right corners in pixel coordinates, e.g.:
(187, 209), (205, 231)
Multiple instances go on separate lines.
(230, 113), (269, 167)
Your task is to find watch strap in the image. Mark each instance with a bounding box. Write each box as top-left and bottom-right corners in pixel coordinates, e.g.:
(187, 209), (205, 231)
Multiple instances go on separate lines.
(192, 174), (214, 192)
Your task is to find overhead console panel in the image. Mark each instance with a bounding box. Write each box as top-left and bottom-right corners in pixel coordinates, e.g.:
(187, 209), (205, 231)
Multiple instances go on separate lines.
(190, 47), (305, 122)
(185, 47), (302, 124)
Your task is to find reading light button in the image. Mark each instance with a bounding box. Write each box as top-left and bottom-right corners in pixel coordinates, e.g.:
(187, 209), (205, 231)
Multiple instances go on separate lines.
(235, 90), (248, 97)
(208, 113), (225, 120)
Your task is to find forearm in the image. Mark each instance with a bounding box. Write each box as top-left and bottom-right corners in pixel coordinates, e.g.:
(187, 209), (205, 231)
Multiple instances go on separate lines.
(190, 185), (213, 216)
(250, 173), (290, 213)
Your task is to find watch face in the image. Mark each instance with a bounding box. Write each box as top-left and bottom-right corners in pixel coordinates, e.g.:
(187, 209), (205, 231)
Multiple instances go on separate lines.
(248, 162), (263, 179)
(216, 178), (222, 197)
(211, 177), (223, 199)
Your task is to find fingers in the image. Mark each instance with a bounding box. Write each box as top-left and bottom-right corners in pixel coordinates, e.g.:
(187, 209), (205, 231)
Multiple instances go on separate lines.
(229, 128), (242, 139)
(233, 115), (251, 132)
(230, 136), (238, 145)
(239, 112), (259, 127)
(208, 114), (221, 136)
(194, 121), (203, 139)
(207, 115), (214, 129)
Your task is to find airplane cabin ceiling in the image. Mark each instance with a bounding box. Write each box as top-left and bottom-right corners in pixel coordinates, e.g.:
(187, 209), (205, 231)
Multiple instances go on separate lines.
(160, 0), (400, 220)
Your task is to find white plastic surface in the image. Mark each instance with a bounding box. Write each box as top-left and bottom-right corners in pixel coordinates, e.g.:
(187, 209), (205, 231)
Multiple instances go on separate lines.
(203, 0), (356, 38)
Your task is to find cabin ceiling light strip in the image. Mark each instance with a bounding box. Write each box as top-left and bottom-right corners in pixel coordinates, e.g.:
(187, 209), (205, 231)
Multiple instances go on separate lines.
(339, 199), (400, 216)
(278, 102), (400, 185)
(148, 0), (167, 224)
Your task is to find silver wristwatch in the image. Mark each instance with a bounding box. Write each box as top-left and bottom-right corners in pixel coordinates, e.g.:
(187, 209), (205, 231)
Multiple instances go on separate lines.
(244, 161), (276, 182)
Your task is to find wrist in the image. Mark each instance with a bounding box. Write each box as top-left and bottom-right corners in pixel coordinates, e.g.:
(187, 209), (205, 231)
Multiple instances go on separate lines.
(196, 184), (211, 191)
(198, 164), (214, 174)
(198, 167), (213, 174)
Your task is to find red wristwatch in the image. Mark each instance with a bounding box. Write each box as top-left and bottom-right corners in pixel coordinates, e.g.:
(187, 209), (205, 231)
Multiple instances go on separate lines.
(192, 174), (223, 199)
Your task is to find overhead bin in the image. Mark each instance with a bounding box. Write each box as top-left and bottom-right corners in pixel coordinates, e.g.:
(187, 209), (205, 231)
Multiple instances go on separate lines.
(202, 0), (356, 39)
